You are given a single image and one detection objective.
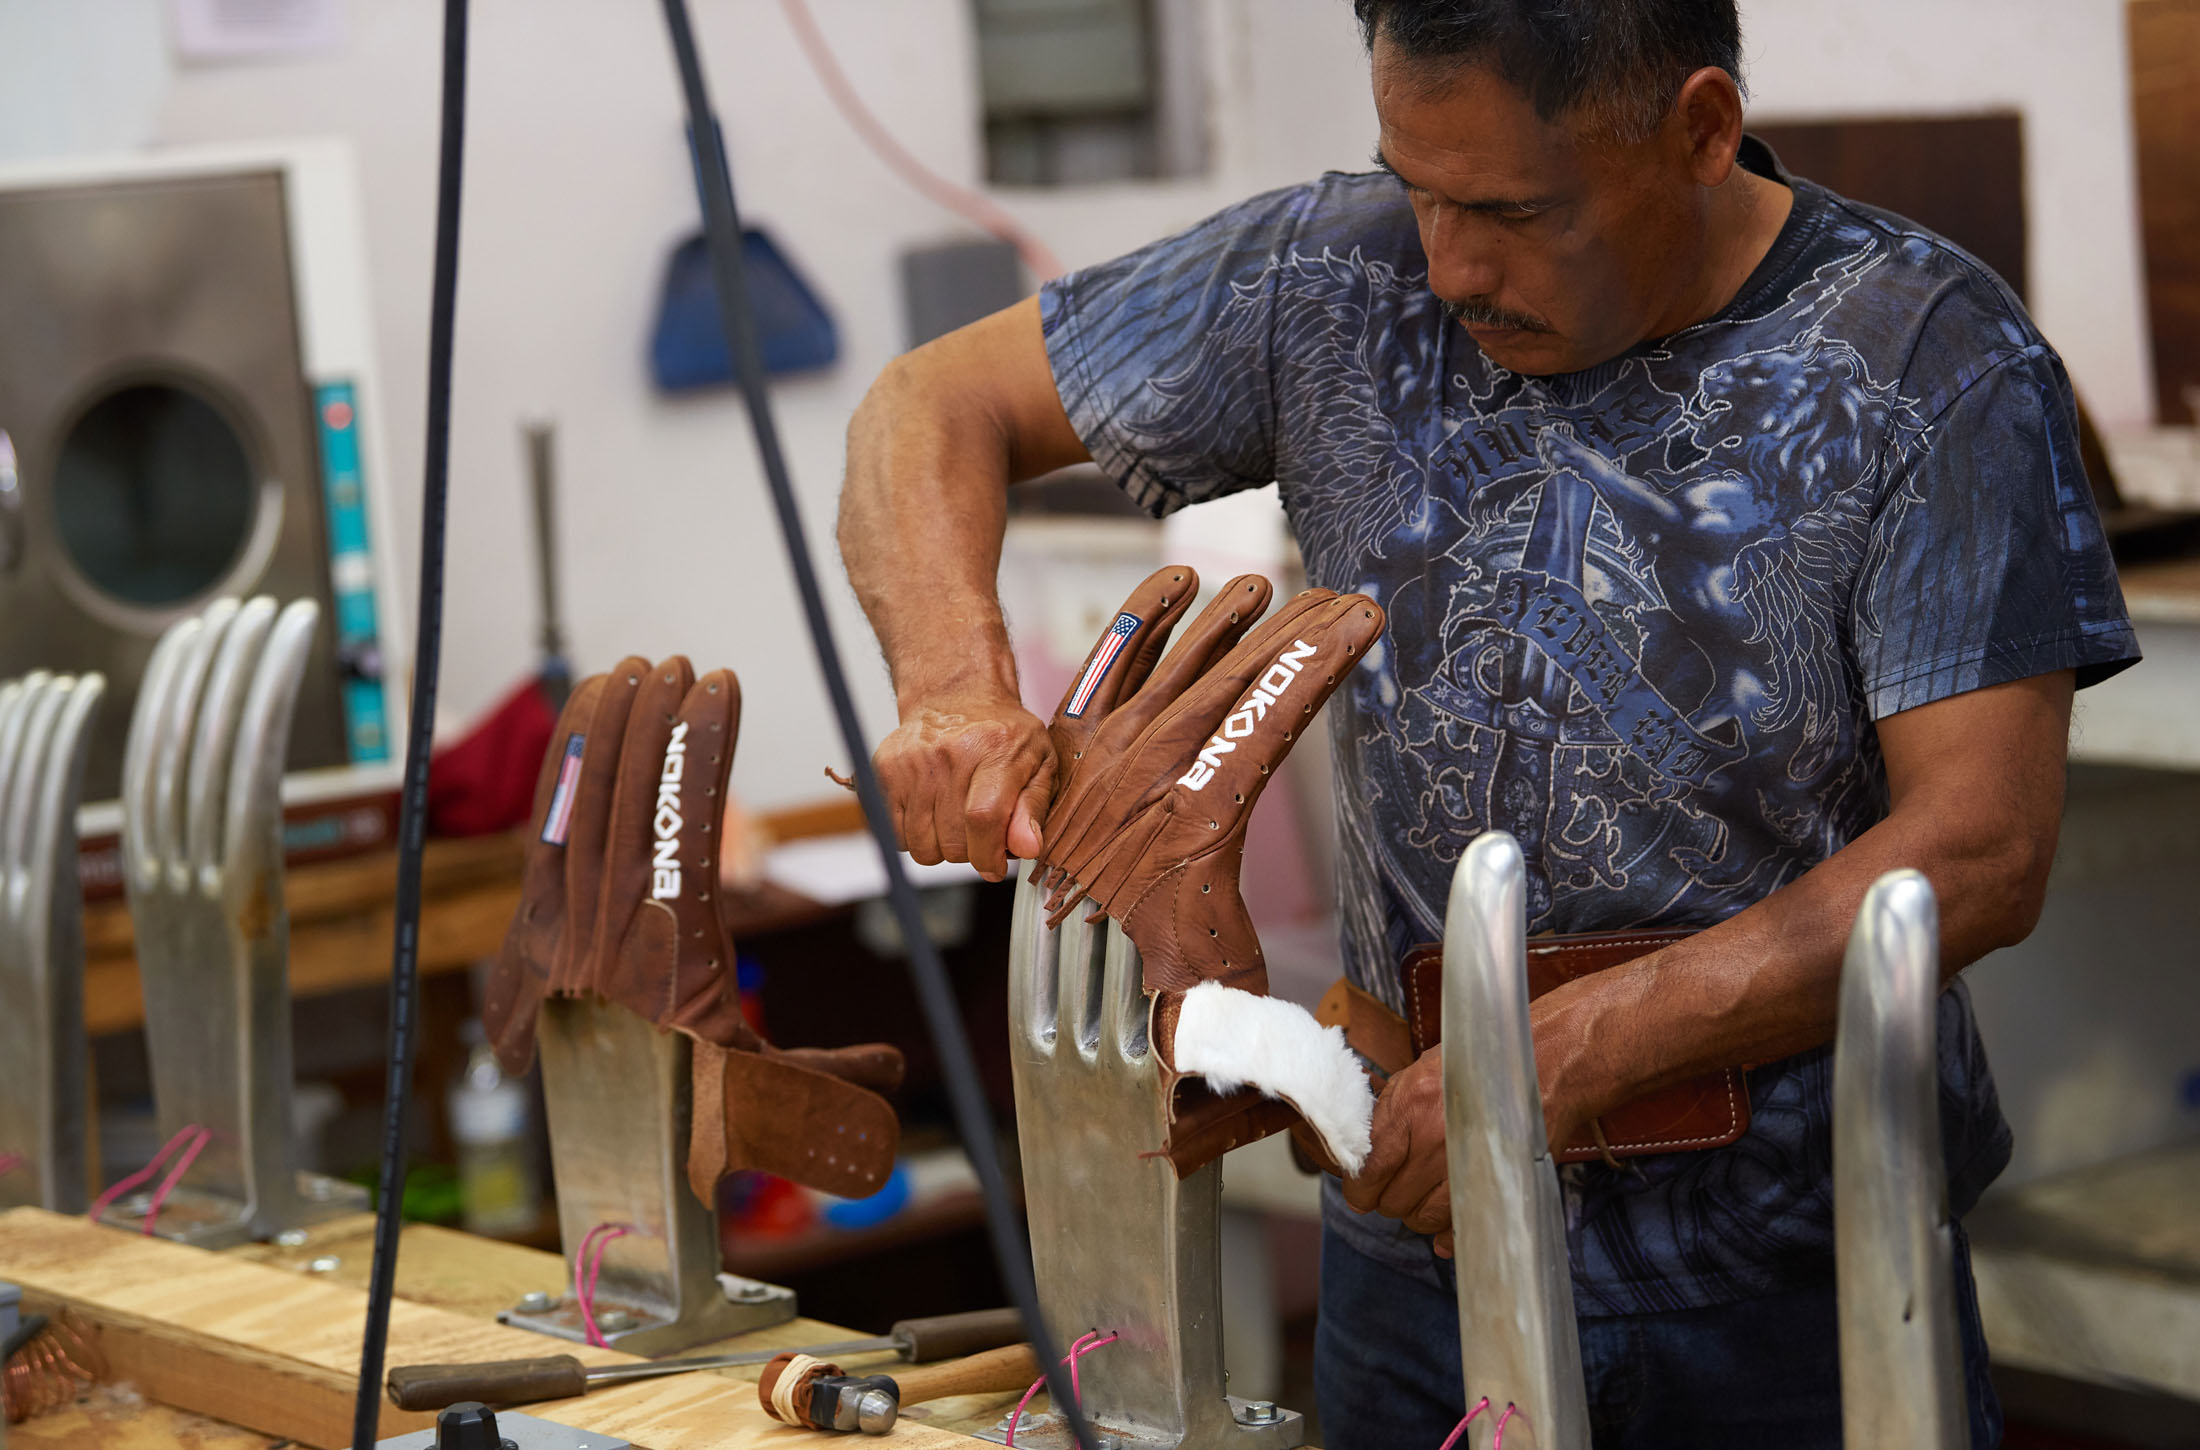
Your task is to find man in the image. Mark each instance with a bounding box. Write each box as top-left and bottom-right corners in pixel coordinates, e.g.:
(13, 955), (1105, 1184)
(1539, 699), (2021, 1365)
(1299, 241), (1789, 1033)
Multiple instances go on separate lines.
(837, 2), (2138, 1444)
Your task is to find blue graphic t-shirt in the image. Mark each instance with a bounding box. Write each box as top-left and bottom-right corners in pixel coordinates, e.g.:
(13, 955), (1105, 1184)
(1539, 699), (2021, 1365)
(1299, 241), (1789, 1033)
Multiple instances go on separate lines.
(1039, 141), (2140, 1315)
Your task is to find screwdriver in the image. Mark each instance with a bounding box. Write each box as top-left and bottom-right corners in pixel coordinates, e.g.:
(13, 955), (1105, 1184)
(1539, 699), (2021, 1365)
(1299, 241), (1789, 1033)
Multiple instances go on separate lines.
(385, 1307), (1024, 1412)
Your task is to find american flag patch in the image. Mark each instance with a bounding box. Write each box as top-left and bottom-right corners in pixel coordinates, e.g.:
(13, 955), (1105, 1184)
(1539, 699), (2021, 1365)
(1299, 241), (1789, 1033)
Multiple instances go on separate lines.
(1065, 612), (1142, 718)
(540, 733), (586, 844)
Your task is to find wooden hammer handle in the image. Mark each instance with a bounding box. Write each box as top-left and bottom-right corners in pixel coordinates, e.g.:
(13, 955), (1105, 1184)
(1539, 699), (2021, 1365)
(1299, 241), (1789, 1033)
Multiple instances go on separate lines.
(891, 1307), (1025, 1361)
(386, 1354), (589, 1411)
(894, 1343), (1040, 1404)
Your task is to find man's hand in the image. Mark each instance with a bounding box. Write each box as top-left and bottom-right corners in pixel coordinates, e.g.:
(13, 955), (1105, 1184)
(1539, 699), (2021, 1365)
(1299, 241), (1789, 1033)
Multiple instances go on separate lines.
(872, 691), (1055, 881)
(1343, 1051), (1454, 1254)
(1342, 1037), (1603, 1259)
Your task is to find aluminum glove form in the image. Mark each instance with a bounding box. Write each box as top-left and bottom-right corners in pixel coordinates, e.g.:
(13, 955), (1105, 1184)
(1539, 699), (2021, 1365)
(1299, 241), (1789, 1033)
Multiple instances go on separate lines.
(1037, 569), (1386, 1176)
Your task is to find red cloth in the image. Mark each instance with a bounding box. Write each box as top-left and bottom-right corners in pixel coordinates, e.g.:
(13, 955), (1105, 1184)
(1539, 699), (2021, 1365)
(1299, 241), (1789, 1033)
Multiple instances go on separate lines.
(428, 678), (559, 837)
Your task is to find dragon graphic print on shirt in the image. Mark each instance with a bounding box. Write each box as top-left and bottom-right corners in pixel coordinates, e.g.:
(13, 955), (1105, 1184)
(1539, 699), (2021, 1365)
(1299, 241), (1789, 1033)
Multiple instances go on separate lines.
(1042, 152), (2137, 1313)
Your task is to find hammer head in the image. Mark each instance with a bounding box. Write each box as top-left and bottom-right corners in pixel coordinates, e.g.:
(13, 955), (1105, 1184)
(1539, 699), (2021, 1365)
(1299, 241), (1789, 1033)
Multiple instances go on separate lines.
(758, 1351), (900, 1435)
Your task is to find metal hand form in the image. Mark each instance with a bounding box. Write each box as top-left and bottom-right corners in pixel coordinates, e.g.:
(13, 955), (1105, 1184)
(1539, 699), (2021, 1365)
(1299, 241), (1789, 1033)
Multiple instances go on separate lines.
(1440, 831), (1589, 1450)
(1835, 870), (1963, 1449)
(0, 670), (103, 1212)
(103, 596), (365, 1244)
(995, 864), (1303, 1450)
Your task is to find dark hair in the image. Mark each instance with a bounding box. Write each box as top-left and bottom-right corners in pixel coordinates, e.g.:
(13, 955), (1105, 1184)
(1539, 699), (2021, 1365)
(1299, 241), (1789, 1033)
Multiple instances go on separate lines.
(1353, 0), (1744, 141)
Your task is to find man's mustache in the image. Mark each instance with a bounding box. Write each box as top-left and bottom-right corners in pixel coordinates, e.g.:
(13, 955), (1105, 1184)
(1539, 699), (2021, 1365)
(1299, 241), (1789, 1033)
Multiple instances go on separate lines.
(1442, 297), (1553, 333)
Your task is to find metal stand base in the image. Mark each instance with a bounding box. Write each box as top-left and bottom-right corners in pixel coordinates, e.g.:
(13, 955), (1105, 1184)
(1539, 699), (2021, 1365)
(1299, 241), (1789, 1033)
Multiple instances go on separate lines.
(506, 997), (796, 1356)
(975, 1399), (1305, 1450)
(90, 1170), (366, 1249)
(1005, 865), (1306, 1450)
(496, 1271), (795, 1357)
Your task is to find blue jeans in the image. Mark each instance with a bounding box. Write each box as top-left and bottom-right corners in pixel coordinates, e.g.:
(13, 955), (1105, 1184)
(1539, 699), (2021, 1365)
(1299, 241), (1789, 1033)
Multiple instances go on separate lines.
(1314, 1223), (2001, 1449)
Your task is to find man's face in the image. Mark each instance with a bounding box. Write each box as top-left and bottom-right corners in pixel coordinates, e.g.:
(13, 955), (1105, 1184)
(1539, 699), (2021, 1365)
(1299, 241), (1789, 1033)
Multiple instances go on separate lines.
(1372, 42), (1703, 376)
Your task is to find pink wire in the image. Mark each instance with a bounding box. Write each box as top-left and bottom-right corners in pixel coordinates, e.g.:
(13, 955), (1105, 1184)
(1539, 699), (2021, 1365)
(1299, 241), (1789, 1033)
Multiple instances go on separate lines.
(1493, 1404), (1517, 1447)
(87, 1123), (209, 1229)
(1004, 1329), (1119, 1447)
(777, 0), (1065, 281)
(573, 1222), (632, 1348)
(1438, 1397), (1490, 1450)
(139, 1129), (210, 1236)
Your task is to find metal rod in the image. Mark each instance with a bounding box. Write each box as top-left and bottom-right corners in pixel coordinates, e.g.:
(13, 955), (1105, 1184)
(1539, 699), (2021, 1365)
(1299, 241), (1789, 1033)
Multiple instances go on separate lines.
(650, 7), (1094, 1447)
(1440, 831), (1589, 1449)
(1834, 869), (1964, 1450)
(522, 418), (570, 703)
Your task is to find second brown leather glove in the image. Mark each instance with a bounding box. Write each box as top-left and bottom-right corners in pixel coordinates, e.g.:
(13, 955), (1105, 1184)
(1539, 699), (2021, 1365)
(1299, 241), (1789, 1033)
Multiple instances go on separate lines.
(1036, 572), (1386, 1177)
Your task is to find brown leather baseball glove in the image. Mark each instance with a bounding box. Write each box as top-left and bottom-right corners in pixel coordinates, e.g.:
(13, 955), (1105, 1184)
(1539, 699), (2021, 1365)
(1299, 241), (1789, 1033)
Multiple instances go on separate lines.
(486, 655), (904, 1205)
(1036, 569), (1386, 1177)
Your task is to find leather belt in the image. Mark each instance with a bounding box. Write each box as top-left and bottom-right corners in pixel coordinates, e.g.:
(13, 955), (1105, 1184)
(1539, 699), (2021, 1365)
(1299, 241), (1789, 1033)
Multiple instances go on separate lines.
(1317, 926), (1750, 1164)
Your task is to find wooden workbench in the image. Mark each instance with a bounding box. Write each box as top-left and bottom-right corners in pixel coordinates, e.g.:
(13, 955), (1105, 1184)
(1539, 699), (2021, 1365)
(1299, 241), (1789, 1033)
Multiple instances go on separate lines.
(3, 1208), (1022, 1448)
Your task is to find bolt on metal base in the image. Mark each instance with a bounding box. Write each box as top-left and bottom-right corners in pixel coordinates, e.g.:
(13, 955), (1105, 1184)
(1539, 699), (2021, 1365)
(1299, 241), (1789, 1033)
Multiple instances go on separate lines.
(976, 1399), (1302, 1450)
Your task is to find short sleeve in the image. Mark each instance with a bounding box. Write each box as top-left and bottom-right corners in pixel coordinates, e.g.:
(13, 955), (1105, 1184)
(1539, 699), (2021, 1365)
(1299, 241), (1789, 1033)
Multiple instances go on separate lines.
(1852, 342), (2140, 718)
(1040, 185), (1319, 518)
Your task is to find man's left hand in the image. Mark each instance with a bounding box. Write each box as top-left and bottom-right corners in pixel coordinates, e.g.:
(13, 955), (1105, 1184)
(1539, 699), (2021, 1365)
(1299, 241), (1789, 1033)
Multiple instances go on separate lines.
(1343, 1013), (1604, 1258)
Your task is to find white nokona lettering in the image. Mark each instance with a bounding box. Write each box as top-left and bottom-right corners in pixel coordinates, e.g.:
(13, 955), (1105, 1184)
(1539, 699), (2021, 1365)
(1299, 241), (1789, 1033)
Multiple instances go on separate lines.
(651, 722), (691, 900)
(1178, 639), (1319, 792)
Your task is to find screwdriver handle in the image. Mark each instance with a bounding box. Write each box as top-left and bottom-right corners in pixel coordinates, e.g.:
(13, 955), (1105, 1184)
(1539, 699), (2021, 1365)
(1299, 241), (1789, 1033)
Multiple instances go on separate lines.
(385, 1354), (590, 1412)
(895, 1343), (1041, 1404)
(891, 1307), (1024, 1362)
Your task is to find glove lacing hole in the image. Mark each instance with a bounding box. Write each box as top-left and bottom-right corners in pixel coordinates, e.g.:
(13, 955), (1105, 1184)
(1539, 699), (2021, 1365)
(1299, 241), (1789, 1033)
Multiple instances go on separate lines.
(1208, 928), (1218, 936)
(1201, 883), (1210, 893)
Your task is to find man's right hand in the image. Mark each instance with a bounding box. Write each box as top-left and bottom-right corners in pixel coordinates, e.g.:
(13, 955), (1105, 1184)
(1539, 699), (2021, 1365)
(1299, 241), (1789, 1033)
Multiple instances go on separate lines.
(872, 691), (1056, 882)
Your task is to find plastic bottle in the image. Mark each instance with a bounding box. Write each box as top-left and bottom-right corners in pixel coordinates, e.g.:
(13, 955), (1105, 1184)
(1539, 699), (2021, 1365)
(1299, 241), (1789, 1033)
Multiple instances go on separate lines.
(448, 1026), (539, 1238)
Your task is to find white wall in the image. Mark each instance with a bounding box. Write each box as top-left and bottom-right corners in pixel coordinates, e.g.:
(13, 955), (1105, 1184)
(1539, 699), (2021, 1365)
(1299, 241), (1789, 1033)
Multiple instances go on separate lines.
(5, 0), (2160, 805)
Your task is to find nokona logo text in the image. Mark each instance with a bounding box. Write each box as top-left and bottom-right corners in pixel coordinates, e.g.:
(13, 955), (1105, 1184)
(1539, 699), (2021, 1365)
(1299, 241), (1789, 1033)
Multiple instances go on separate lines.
(1177, 640), (1318, 792)
(651, 722), (689, 900)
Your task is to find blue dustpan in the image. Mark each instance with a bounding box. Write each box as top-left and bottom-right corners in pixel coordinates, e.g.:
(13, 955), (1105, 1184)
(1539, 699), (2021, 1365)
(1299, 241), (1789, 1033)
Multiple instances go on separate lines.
(650, 226), (839, 391)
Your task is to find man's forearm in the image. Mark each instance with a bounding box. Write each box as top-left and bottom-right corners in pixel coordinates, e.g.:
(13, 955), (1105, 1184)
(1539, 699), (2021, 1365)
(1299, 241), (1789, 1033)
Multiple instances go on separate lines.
(838, 355), (1021, 712)
(1533, 674), (2072, 1127)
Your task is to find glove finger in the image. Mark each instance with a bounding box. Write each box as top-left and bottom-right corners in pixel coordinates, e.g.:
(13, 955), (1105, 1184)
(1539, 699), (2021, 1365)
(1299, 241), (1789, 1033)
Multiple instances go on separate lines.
(1042, 576), (1285, 882)
(484, 673), (604, 1074)
(653, 670), (754, 1045)
(589, 656), (695, 1012)
(1163, 592), (1385, 829)
(552, 656), (651, 995)
(1046, 564), (1199, 763)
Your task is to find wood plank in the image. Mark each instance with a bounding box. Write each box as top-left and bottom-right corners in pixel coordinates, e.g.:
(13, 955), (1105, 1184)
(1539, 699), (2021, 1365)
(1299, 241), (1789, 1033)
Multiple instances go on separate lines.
(82, 877), (519, 1035)
(13, 1391), (278, 1449)
(0, 1208), (971, 1450)
(2130, 0), (2200, 422)
(227, 1215), (1026, 1440)
(1751, 113), (2027, 299)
